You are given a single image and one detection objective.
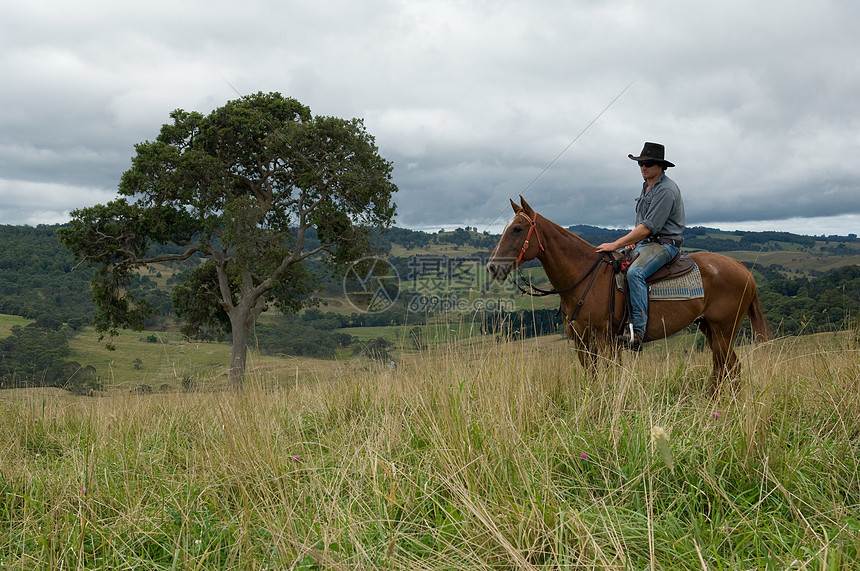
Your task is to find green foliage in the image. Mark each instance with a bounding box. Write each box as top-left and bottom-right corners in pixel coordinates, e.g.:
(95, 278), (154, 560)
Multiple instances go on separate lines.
(433, 227), (499, 249)
(62, 363), (102, 395)
(480, 308), (562, 338)
(375, 226), (434, 250)
(566, 224), (629, 245)
(171, 261), (234, 342)
(57, 92), (398, 385)
(0, 225), (96, 322)
(683, 227), (818, 251)
(758, 265), (860, 335)
(0, 324), (70, 387)
(0, 208), (857, 363)
(254, 310), (357, 359)
(0, 224), (176, 333)
(0, 322), (101, 393)
(570, 225), (832, 253)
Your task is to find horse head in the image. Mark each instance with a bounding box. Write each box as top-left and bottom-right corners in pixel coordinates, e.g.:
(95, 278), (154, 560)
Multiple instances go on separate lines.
(486, 195), (544, 280)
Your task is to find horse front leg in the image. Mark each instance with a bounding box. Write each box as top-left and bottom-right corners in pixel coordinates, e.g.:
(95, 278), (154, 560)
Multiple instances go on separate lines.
(566, 322), (605, 375)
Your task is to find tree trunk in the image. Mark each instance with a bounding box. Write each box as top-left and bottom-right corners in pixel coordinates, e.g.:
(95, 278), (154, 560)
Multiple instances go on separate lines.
(228, 310), (253, 391)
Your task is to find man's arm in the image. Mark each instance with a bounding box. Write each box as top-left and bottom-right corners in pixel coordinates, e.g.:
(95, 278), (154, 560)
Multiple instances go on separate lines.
(596, 224), (652, 253)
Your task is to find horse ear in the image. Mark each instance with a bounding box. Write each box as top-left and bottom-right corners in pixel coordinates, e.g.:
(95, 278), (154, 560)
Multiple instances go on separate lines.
(519, 195), (534, 215)
(510, 198), (523, 214)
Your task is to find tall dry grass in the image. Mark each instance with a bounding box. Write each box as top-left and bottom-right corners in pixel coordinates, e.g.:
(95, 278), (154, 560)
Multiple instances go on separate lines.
(1, 330), (859, 569)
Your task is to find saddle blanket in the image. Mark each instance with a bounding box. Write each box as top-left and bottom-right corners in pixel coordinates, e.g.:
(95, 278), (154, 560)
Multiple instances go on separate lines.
(648, 265), (704, 300)
(616, 264), (705, 301)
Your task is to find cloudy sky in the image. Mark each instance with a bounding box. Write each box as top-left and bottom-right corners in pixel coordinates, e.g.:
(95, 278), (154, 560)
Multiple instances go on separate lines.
(2, 0), (859, 236)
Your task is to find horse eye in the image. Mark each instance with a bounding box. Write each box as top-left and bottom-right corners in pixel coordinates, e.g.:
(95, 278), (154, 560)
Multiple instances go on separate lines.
(511, 226), (522, 233)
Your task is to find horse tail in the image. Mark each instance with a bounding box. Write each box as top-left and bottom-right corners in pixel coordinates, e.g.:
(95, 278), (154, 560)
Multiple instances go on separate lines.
(747, 289), (772, 342)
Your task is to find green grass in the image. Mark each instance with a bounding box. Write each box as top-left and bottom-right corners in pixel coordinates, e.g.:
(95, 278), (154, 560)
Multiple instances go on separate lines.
(2, 329), (859, 569)
(340, 317), (506, 345)
(0, 314), (31, 338)
(66, 328), (228, 389)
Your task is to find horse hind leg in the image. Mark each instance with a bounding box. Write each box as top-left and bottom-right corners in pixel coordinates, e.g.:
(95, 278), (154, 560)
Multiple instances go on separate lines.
(710, 342), (740, 396)
(697, 318), (741, 396)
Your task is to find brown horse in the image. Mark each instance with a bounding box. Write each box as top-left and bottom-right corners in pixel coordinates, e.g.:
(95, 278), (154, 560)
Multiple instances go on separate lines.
(486, 196), (771, 394)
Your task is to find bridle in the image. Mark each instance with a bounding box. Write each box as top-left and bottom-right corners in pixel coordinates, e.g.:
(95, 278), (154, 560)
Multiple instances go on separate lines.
(512, 209), (605, 296)
(510, 209), (619, 331)
(515, 210), (545, 265)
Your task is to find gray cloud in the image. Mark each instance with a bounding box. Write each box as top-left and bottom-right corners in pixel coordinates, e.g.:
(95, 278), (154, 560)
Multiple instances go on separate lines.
(2, 0), (858, 235)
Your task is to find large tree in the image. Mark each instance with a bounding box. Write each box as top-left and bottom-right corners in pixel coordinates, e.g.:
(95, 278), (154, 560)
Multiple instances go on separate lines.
(59, 92), (397, 389)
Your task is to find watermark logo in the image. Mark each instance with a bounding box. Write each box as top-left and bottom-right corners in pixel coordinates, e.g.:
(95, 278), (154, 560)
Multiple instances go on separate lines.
(407, 294), (515, 313)
(406, 254), (518, 296)
(343, 256), (401, 314)
(343, 254), (521, 314)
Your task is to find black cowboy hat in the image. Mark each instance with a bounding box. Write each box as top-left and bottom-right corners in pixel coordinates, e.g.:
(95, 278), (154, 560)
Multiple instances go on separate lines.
(628, 142), (675, 168)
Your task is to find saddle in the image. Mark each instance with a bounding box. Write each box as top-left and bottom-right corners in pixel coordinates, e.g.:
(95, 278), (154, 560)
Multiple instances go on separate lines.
(605, 247), (700, 338)
(609, 248), (696, 284)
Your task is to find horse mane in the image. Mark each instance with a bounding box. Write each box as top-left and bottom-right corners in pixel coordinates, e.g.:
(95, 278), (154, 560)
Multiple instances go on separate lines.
(538, 214), (597, 251)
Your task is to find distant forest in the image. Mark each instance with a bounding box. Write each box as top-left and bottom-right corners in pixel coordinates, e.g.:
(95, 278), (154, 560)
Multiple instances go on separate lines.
(566, 224), (855, 252)
(0, 224), (857, 372)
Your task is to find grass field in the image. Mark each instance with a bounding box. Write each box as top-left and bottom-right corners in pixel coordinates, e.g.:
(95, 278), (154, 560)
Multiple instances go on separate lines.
(62, 326), (354, 393)
(2, 325), (859, 569)
(725, 250), (860, 275)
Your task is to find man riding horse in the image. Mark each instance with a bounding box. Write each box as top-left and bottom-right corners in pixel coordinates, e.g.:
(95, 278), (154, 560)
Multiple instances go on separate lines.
(596, 142), (685, 351)
(487, 145), (771, 393)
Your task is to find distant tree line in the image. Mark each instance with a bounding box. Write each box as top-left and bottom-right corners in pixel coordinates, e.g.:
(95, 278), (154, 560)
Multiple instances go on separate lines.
(0, 224), (172, 327)
(374, 226), (499, 251)
(253, 311), (358, 359)
(0, 317), (101, 394)
(0, 225), (96, 323)
(754, 264), (860, 336)
(0, 222), (850, 328)
(480, 309), (563, 338)
(567, 225), (834, 252)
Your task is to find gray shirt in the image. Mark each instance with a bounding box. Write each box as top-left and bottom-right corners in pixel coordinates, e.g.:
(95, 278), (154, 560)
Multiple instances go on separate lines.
(635, 173), (685, 241)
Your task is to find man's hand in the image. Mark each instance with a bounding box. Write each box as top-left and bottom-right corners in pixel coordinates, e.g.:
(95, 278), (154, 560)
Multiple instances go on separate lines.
(596, 224), (652, 253)
(596, 241), (623, 253)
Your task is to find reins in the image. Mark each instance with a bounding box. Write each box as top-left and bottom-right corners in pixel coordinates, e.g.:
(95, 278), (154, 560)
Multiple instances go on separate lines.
(514, 255), (605, 297)
(516, 255), (608, 324)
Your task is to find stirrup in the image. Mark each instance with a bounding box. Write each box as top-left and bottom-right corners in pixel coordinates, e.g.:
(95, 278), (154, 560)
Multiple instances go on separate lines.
(618, 324), (643, 352)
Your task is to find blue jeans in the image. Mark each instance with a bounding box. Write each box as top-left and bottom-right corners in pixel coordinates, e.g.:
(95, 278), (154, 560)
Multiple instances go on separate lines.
(627, 241), (679, 338)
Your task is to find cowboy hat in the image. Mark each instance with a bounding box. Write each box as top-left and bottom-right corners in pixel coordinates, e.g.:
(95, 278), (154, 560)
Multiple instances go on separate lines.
(628, 142), (675, 168)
